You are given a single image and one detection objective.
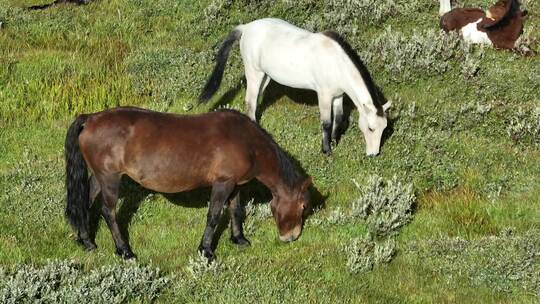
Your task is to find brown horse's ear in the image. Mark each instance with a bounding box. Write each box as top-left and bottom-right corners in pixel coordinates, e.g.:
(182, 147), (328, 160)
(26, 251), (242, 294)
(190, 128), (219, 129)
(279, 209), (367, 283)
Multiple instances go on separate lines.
(301, 177), (312, 191)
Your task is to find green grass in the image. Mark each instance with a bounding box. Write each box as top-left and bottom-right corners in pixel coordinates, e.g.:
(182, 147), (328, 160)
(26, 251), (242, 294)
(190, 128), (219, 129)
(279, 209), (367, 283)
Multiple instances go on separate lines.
(1, 0), (540, 302)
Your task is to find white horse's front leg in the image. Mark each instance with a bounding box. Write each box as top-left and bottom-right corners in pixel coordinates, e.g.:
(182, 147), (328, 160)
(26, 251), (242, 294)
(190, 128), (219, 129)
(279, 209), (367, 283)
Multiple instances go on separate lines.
(332, 95), (344, 143)
(317, 91), (333, 154)
(244, 68), (267, 121)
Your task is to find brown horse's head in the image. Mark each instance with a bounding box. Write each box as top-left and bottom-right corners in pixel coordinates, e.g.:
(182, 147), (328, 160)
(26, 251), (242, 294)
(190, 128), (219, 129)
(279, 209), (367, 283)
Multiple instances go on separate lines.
(270, 177), (312, 242)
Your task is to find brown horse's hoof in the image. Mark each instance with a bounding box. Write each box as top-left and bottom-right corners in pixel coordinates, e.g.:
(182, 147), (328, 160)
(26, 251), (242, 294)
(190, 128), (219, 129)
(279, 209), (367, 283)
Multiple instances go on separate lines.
(116, 246), (136, 260)
(198, 246), (215, 262)
(231, 235), (251, 247)
(77, 238), (97, 251)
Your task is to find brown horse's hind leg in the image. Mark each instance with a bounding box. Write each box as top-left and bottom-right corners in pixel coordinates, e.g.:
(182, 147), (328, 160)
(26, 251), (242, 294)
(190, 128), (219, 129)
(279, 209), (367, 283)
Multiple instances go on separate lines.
(228, 191), (250, 246)
(198, 181), (236, 261)
(97, 174), (135, 260)
(89, 175), (101, 205)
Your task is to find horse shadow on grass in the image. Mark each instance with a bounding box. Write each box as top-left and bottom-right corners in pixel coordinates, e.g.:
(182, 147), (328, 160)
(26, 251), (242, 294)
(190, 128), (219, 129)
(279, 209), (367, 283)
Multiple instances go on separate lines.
(88, 153), (326, 254)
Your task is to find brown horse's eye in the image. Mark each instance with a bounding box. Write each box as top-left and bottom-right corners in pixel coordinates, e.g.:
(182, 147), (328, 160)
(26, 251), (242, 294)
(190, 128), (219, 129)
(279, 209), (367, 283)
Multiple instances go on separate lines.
(368, 127), (374, 132)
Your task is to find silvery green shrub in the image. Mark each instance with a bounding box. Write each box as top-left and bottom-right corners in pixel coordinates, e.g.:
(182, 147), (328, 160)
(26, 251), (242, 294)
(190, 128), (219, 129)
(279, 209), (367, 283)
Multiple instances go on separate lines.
(351, 175), (415, 239)
(361, 28), (477, 82)
(0, 260), (169, 304)
(344, 237), (375, 274)
(326, 207), (348, 226)
(243, 199), (272, 235)
(506, 106), (540, 146)
(186, 252), (222, 279)
(306, 0), (399, 35)
(374, 238), (397, 264)
(344, 236), (397, 274)
(200, 0), (432, 38)
(409, 229), (540, 299)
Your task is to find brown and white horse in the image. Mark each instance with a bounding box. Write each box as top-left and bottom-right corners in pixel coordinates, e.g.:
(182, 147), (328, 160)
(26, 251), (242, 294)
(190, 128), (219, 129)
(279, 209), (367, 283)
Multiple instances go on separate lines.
(439, 0), (528, 50)
(65, 107), (311, 261)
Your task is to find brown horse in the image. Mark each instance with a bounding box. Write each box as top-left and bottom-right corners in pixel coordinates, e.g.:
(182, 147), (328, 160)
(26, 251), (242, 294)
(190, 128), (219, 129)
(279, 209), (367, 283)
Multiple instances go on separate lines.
(65, 107), (311, 261)
(439, 0), (528, 50)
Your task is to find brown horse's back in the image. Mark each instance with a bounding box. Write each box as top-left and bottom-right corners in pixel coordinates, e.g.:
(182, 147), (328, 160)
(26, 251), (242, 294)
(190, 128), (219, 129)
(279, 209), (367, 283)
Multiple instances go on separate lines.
(79, 107), (268, 193)
(440, 8), (486, 32)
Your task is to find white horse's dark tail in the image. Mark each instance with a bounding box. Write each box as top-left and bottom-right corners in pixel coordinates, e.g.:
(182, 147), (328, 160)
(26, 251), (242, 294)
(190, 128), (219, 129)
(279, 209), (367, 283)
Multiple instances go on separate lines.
(199, 28), (242, 102)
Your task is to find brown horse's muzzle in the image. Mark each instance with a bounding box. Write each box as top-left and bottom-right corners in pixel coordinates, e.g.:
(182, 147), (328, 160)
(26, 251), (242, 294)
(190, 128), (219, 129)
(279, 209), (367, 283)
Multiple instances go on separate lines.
(279, 225), (302, 242)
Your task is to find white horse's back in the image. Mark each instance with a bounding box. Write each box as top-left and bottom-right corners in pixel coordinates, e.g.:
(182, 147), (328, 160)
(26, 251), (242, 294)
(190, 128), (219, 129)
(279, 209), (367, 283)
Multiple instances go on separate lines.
(239, 18), (348, 93)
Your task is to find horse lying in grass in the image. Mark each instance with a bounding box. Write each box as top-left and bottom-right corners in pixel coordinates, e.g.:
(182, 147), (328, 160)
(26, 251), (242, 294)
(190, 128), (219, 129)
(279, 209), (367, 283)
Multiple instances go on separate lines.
(27, 0), (91, 10)
(65, 107), (312, 261)
(199, 18), (391, 157)
(439, 0), (528, 50)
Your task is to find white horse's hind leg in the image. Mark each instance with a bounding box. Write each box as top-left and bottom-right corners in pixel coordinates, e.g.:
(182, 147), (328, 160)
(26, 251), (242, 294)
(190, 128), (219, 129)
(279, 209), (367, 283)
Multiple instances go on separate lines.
(244, 67), (266, 121)
(260, 74), (271, 96)
(332, 95), (344, 143)
(317, 91), (333, 154)
(439, 0), (452, 16)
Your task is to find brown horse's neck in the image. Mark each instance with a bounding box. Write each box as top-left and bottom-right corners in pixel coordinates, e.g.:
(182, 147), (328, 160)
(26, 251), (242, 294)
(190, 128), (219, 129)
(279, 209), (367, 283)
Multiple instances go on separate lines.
(255, 145), (300, 200)
(257, 171), (296, 200)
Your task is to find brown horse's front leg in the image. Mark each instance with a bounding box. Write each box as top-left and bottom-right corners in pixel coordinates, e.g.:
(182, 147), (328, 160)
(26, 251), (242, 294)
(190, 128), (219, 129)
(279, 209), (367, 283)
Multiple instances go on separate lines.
(198, 181), (235, 261)
(228, 191), (250, 247)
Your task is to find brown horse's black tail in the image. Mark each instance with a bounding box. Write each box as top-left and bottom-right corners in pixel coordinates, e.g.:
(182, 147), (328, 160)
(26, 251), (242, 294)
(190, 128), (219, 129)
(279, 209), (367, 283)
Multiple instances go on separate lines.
(198, 27), (242, 103)
(65, 114), (91, 243)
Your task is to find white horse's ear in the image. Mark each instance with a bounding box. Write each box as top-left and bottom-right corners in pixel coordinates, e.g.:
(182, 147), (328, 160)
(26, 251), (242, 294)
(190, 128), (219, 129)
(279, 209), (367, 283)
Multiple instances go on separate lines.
(383, 101), (392, 111)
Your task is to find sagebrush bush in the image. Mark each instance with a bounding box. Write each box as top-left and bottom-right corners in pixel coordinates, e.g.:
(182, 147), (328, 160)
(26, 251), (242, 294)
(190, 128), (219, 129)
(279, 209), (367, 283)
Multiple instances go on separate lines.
(361, 27), (487, 83)
(344, 237), (374, 274)
(186, 252), (223, 279)
(351, 175), (415, 239)
(0, 260), (170, 304)
(308, 175), (415, 234)
(200, 0), (432, 38)
(506, 106), (540, 146)
(305, 0), (399, 35)
(409, 229), (540, 299)
(243, 199), (272, 235)
(344, 235), (397, 274)
(308, 175), (413, 274)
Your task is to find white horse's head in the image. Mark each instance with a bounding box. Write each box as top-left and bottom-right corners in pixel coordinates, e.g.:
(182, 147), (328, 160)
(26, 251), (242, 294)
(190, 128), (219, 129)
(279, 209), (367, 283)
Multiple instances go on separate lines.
(358, 101), (391, 156)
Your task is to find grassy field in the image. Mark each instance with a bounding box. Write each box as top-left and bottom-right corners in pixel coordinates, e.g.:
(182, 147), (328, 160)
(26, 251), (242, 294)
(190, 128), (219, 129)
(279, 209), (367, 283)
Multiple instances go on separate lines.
(1, 0), (540, 302)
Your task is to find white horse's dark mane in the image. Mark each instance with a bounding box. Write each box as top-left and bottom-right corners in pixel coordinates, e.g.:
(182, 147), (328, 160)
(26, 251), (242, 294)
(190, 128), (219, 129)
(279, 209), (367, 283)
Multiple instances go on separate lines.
(322, 31), (384, 116)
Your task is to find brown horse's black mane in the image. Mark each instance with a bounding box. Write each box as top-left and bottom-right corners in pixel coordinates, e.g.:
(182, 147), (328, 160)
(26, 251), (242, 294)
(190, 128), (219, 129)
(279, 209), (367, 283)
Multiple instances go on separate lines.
(322, 31), (384, 116)
(218, 109), (304, 188)
(481, 0), (522, 30)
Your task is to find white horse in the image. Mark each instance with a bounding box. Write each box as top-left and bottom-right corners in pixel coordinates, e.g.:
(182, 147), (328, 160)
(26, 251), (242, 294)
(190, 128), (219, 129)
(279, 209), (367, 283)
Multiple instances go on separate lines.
(199, 18), (391, 156)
